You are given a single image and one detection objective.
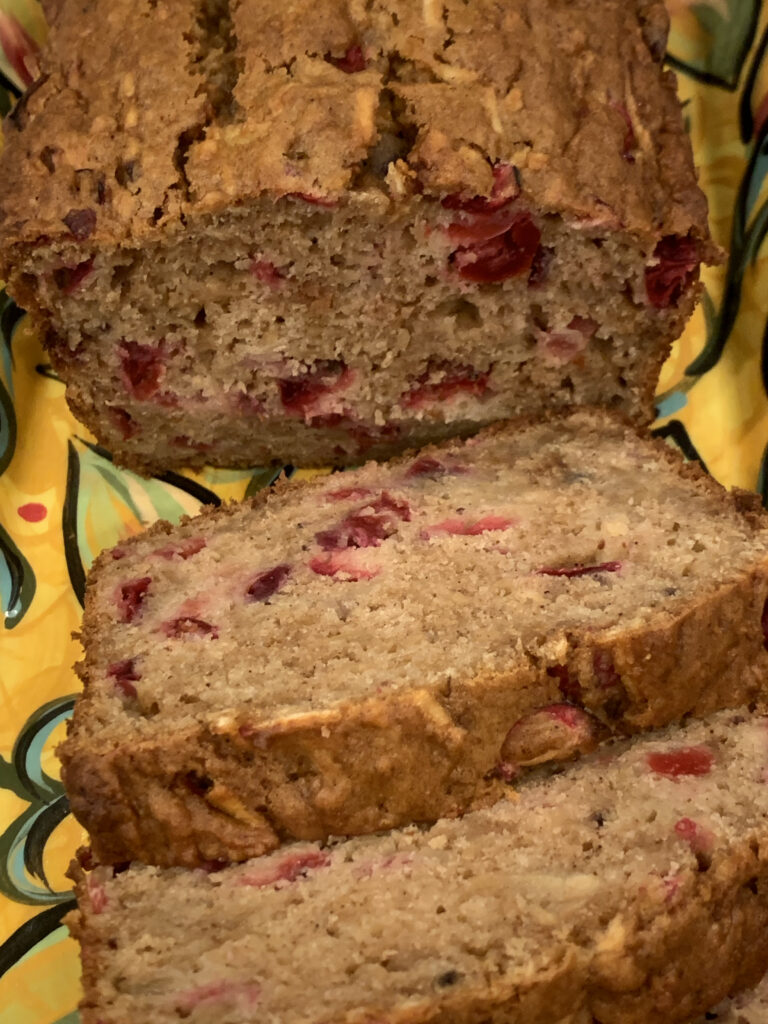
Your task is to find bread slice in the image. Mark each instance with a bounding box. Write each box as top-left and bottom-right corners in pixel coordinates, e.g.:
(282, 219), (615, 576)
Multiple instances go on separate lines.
(58, 411), (768, 868)
(67, 709), (768, 1024)
(0, 0), (718, 472)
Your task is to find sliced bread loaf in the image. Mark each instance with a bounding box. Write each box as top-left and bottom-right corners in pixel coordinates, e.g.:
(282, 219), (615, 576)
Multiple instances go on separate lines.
(67, 709), (768, 1024)
(59, 411), (768, 867)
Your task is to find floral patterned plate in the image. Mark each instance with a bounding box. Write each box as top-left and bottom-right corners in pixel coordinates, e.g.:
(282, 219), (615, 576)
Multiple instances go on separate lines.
(0, 1), (767, 1021)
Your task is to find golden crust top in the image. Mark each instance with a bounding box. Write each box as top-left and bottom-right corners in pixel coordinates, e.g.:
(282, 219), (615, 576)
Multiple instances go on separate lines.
(0, 0), (712, 256)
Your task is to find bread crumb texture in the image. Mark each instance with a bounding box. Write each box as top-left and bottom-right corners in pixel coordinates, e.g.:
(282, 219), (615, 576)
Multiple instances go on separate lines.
(59, 412), (768, 867)
(68, 709), (768, 1024)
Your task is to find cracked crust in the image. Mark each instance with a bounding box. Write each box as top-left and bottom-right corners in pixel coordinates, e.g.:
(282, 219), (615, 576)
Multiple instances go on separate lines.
(0, 0), (207, 253)
(58, 412), (768, 868)
(0, 0), (720, 472)
(0, 0), (714, 259)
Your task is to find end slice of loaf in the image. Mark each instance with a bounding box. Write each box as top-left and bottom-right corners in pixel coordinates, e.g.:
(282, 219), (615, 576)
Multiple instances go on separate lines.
(59, 411), (768, 867)
(67, 709), (768, 1024)
(0, 0), (718, 470)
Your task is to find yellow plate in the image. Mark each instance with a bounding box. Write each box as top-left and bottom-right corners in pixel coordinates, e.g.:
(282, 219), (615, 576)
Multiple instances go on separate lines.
(1, 2), (768, 1020)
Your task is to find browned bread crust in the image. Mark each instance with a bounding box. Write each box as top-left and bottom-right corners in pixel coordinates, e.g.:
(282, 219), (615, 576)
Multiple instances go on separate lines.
(695, 968), (768, 1023)
(64, 710), (768, 1024)
(58, 412), (768, 868)
(69, 849), (768, 1024)
(0, 1), (720, 470)
(0, 0), (711, 253)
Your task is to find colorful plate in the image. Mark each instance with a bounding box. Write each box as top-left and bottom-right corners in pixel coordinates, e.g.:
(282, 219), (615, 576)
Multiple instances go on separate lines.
(1, 2), (768, 1020)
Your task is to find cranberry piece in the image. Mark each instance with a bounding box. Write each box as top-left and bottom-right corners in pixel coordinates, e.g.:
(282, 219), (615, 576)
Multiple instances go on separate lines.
(162, 617), (219, 639)
(119, 341), (164, 401)
(368, 491), (412, 520)
(445, 205), (520, 246)
(405, 457), (446, 478)
(422, 515), (514, 539)
(108, 407), (138, 440)
(453, 214), (541, 283)
(537, 332), (582, 365)
(674, 817), (701, 843)
(154, 537), (207, 560)
(175, 981), (262, 1013)
(546, 664), (582, 702)
(316, 491), (410, 550)
(246, 564), (291, 602)
(250, 259), (285, 290)
(547, 705), (588, 727)
(53, 257), (94, 294)
(490, 162), (518, 196)
(761, 597), (768, 651)
(278, 359), (350, 417)
(376, 852), (414, 872)
(326, 43), (366, 72)
(611, 101), (638, 162)
(663, 874), (681, 903)
(309, 551), (380, 580)
(107, 658), (141, 698)
(493, 761), (519, 783)
(87, 878), (108, 914)
(442, 162), (518, 213)
(63, 208), (96, 240)
(326, 486), (373, 502)
(465, 515), (513, 534)
(645, 235), (700, 309)
(592, 650), (621, 689)
(568, 316), (598, 337)
(403, 360), (491, 408)
(116, 577), (151, 623)
(316, 512), (396, 550)
(673, 819), (714, 869)
(535, 318), (597, 366)
(674, 817), (714, 857)
(285, 192), (338, 208)
(527, 245), (554, 288)
(537, 560), (622, 578)
(647, 746), (715, 779)
(233, 391), (265, 416)
(238, 849), (330, 888)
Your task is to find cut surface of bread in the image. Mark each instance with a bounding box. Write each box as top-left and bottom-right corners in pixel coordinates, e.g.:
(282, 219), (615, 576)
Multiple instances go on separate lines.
(59, 411), (768, 866)
(67, 710), (768, 1024)
(0, 0), (718, 470)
